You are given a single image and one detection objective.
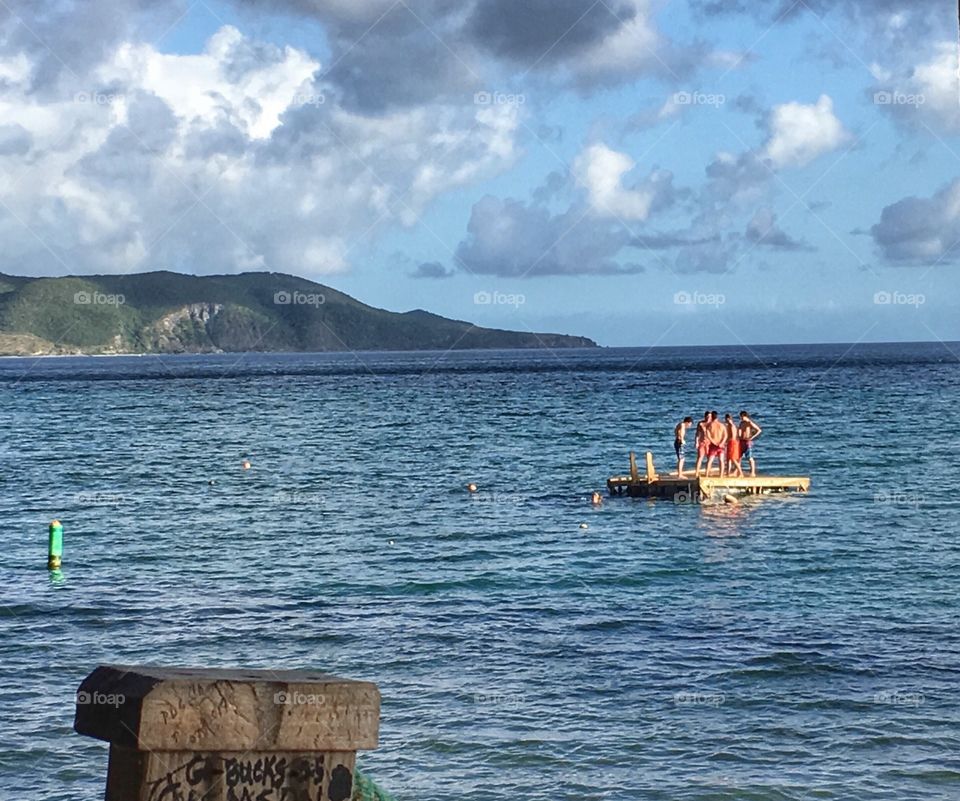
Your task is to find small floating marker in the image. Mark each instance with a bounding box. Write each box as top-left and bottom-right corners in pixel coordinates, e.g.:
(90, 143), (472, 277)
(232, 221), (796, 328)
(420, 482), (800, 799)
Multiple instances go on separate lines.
(591, 491), (603, 506)
(242, 459), (252, 471)
(579, 522), (589, 530)
(466, 483), (478, 493)
(48, 519), (63, 570)
(388, 540), (395, 546)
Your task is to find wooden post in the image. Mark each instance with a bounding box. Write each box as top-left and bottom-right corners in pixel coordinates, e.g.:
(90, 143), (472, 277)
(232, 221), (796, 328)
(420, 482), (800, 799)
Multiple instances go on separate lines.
(645, 451), (656, 481)
(629, 451), (639, 482)
(74, 665), (380, 801)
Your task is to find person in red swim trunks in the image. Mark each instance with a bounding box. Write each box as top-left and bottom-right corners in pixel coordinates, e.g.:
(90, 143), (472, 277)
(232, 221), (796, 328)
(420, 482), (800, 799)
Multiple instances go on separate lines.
(704, 411), (728, 477)
(694, 411), (711, 476)
(724, 413), (743, 476)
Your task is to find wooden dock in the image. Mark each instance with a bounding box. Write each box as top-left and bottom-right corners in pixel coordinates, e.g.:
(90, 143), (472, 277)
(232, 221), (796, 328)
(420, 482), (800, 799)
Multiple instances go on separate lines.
(607, 451), (810, 501)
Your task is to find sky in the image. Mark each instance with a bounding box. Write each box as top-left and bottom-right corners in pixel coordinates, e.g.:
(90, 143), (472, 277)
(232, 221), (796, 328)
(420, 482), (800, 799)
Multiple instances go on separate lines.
(0, 0), (958, 347)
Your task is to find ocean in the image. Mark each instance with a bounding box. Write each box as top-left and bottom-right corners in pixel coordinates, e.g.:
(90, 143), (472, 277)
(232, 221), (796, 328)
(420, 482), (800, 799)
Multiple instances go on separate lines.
(2, 342), (959, 800)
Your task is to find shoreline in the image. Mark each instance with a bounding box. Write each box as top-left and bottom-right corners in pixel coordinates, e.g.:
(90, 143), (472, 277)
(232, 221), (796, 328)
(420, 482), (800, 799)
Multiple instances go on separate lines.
(1, 339), (957, 360)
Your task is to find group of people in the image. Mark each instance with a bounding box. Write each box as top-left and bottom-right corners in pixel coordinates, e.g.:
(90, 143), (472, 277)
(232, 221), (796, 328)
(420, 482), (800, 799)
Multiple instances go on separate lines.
(674, 411), (762, 478)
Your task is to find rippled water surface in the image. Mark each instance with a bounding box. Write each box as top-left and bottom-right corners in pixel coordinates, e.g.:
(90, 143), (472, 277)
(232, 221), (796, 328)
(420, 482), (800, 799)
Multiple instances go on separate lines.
(2, 343), (960, 800)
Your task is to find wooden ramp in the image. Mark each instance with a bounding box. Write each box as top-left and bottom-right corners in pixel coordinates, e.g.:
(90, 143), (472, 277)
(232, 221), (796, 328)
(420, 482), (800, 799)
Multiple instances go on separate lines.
(607, 451), (810, 501)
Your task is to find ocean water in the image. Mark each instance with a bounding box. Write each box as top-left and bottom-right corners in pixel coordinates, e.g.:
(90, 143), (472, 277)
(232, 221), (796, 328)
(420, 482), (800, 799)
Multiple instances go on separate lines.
(2, 342), (960, 801)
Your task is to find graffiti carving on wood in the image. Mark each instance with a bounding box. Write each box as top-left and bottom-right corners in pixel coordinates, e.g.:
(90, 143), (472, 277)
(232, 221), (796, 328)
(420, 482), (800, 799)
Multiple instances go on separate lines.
(145, 753), (353, 801)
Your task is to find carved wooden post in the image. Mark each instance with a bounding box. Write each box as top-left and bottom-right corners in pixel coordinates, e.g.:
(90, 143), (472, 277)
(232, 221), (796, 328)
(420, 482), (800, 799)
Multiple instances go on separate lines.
(74, 665), (380, 801)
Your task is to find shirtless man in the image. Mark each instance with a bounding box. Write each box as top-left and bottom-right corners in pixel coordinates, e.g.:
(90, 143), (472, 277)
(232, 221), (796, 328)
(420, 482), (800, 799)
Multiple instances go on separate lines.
(704, 411), (728, 477)
(674, 416), (693, 476)
(694, 411), (711, 476)
(723, 413), (743, 477)
(738, 411), (762, 477)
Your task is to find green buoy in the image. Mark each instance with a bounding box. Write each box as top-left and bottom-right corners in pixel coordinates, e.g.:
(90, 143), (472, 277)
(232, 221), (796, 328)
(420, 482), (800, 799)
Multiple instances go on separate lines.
(48, 519), (63, 569)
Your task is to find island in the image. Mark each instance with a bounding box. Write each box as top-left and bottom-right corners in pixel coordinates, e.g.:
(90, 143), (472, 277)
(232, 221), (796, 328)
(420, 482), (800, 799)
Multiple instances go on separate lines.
(0, 271), (597, 355)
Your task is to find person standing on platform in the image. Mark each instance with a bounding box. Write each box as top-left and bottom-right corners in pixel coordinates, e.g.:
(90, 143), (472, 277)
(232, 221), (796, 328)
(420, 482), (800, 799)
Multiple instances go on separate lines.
(674, 416), (693, 476)
(738, 411), (762, 477)
(704, 411), (728, 477)
(694, 411), (711, 477)
(724, 413), (743, 477)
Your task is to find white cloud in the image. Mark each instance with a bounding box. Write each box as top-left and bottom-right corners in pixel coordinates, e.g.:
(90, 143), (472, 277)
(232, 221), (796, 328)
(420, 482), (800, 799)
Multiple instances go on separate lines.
(761, 94), (849, 169)
(455, 194), (643, 277)
(871, 178), (960, 264)
(570, 0), (662, 80)
(876, 42), (960, 133)
(0, 25), (520, 277)
(745, 207), (811, 251)
(573, 143), (671, 221)
(0, 53), (31, 86)
(911, 44), (956, 111)
(103, 27), (320, 140)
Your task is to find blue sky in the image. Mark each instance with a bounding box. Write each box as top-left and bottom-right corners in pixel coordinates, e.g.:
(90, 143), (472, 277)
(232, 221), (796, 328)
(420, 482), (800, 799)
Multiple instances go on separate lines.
(0, 0), (957, 346)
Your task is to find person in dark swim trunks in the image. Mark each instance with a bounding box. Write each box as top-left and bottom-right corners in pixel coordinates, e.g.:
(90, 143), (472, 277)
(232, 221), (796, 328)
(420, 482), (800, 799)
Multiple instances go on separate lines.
(674, 416), (693, 476)
(738, 410), (762, 477)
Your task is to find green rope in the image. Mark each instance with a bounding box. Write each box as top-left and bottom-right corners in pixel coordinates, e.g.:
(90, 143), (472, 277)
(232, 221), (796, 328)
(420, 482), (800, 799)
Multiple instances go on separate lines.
(352, 769), (396, 801)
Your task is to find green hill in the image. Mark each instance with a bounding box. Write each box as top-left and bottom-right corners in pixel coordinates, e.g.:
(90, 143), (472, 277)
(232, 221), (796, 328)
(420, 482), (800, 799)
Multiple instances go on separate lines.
(0, 271), (597, 355)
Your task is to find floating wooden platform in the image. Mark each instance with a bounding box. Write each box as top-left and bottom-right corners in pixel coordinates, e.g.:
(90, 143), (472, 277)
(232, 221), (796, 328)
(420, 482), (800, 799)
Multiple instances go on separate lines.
(607, 451), (810, 500)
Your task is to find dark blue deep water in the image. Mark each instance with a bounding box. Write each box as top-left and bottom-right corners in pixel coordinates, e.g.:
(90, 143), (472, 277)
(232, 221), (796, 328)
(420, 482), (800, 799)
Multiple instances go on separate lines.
(2, 342), (960, 800)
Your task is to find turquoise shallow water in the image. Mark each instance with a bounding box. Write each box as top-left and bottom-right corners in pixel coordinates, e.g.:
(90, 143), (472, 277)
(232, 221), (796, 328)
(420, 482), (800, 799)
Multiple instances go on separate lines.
(2, 343), (960, 800)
